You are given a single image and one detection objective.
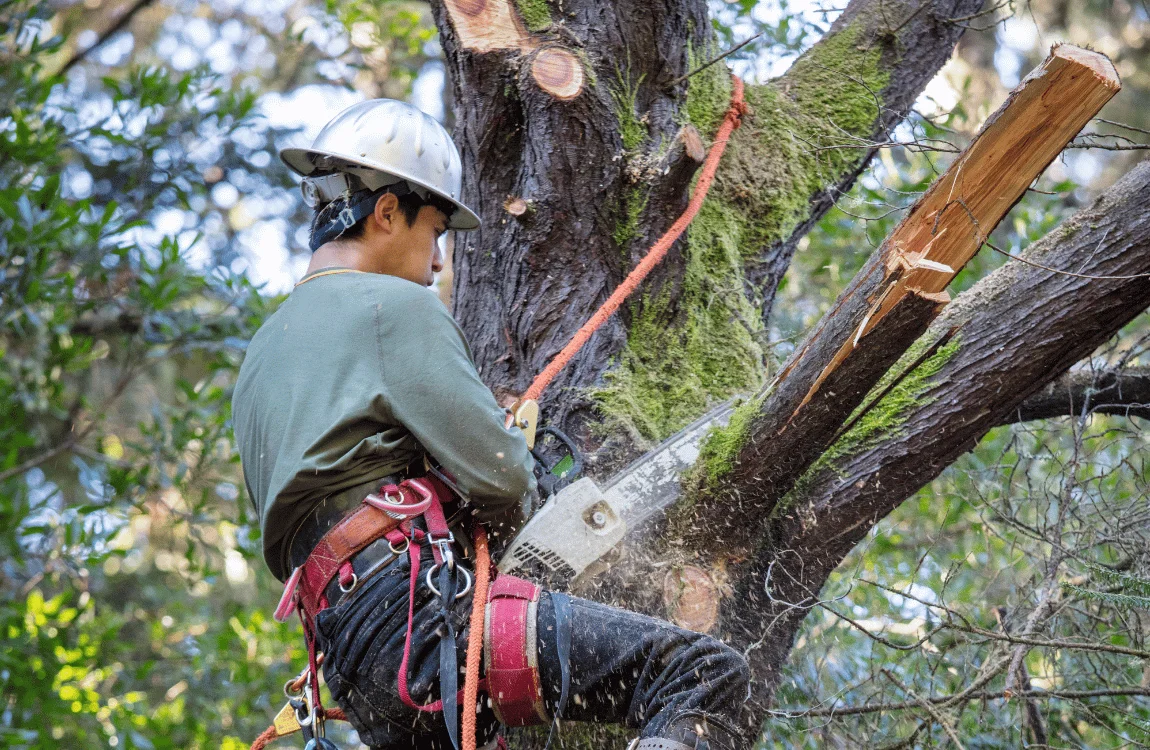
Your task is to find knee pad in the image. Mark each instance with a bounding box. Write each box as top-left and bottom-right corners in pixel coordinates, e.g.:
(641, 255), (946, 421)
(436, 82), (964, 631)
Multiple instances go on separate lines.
(483, 573), (549, 726)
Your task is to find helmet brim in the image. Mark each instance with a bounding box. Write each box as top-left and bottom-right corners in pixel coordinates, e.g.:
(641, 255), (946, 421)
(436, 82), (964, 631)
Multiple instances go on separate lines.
(280, 146), (481, 231)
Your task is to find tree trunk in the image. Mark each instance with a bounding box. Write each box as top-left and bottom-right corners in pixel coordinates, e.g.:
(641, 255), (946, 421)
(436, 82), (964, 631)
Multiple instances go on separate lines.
(431, 0), (1150, 743)
(433, 0), (985, 456)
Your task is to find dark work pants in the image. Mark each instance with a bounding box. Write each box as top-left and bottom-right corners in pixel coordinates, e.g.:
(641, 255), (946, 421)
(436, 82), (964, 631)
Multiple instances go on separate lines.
(315, 544), (750, 749)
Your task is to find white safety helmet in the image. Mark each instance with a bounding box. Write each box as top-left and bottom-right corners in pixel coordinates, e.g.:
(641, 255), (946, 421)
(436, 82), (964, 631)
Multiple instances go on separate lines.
(280, 99), (480, 231)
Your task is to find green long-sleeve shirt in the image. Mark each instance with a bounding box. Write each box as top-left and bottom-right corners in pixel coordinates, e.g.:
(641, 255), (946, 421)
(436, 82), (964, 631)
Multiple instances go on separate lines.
(231, 268), (536, 580)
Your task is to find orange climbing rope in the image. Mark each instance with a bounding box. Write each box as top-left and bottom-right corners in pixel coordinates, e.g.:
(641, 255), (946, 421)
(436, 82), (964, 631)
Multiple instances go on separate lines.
(462, 528), (491, 750)
(521, 75), (747, 403)
(250, 708), (346, 750)
(251, 75), (746, 750)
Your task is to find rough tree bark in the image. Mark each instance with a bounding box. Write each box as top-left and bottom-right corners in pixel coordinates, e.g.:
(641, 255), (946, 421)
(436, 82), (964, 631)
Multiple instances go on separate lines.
(430, 0), (1150, 743)
(433, 0), (985, 449)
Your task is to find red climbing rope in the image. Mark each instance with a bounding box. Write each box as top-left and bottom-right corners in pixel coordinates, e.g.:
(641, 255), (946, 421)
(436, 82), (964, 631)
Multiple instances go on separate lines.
(521, 75), (748, 403)
(462, 528), (491, 750)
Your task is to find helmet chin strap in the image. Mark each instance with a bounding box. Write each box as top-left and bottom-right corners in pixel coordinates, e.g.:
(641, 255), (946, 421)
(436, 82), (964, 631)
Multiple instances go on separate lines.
(308, 182), (416, 252)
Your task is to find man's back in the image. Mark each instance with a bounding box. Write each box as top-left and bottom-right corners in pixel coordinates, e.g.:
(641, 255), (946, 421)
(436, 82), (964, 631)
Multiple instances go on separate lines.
(232, 267), (534, 579)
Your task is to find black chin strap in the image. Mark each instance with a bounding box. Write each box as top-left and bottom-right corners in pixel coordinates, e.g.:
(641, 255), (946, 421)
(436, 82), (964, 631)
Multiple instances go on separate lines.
(308, 182), (414, 251)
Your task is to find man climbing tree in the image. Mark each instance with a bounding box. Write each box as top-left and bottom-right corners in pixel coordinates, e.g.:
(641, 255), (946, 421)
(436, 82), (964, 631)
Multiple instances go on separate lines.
(233, 99), (751, 749)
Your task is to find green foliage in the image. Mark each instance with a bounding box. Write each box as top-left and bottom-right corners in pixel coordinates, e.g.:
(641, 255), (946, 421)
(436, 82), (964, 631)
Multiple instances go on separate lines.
(0, 1), (302, 745)
(1064, 561), (1150, 610)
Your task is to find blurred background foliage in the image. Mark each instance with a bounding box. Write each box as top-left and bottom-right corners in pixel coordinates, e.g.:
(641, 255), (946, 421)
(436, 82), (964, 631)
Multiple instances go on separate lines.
(2, 0), (1150, 747)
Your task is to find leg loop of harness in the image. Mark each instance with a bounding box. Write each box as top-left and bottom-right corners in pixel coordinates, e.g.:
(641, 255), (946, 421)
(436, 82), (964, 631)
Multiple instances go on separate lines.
(483, 573), (549, 727)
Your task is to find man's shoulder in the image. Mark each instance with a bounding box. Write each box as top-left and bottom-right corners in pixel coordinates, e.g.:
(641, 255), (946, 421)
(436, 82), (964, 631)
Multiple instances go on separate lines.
(362, 276), (455, 326)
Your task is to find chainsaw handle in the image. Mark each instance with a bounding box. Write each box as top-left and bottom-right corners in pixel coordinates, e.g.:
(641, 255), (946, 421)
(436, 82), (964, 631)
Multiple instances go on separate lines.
(531, 426), (583, 497)
(534, 426), (583, 476)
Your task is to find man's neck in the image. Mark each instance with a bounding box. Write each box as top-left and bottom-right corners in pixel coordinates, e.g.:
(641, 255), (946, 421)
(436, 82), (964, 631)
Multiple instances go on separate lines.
(306, 240), (381, 276)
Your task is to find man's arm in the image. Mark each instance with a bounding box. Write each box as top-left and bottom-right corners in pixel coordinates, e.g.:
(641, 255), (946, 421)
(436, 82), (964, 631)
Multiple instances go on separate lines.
(372, 282), (536, 534)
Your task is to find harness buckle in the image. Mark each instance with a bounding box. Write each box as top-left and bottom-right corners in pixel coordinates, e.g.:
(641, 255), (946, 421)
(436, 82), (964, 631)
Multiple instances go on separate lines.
(428, 531), (456, 569)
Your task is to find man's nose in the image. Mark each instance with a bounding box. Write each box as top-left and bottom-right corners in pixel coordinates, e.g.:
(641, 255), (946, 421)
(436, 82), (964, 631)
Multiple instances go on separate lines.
(432, 238), (446, 273)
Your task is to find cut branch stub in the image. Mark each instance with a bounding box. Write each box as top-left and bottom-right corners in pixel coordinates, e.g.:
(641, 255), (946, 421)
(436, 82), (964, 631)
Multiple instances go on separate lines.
(441, 0), (535, 53)
(440, 0), (583, 101)
(530, 47), (584, 100)
(681, 44), (1120, 559)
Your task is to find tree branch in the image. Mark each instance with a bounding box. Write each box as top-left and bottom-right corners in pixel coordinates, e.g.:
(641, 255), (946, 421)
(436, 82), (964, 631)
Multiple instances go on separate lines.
(734, 159), (1150, 713)
(1002, 367), (1150, 424)
(57, 0), (156, 77)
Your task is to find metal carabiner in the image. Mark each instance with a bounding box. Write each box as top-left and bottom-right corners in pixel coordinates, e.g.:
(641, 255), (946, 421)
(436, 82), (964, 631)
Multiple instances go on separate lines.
(427, 531), (456, 570)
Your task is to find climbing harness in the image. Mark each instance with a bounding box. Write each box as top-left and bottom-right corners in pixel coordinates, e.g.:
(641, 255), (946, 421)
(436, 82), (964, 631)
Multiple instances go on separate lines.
(252, 74), (748, 750)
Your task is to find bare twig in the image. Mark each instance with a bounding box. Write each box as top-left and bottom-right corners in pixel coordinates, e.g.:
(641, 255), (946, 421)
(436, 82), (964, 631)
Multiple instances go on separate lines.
(778, 687), (1150, 718)
(666, 32), (763, 88)
(57, 0), (157, 77)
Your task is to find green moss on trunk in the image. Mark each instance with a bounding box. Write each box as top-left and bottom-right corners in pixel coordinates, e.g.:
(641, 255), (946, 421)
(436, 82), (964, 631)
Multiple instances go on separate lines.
(613, 187), (648, 249)
(514, 0), (551, 32)
(592, 199), (766, 443)
(719, 25), (890, 251)
(592, 23), (892, 445)
(609, 71), (648, 152)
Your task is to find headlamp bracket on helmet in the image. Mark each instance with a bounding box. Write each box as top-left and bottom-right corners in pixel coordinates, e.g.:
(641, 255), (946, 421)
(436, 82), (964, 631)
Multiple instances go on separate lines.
(301, 169), (431, 210)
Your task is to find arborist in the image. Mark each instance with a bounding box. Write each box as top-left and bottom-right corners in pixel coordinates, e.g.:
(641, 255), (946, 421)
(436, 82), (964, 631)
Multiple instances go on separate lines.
(231, 98), (750, 750)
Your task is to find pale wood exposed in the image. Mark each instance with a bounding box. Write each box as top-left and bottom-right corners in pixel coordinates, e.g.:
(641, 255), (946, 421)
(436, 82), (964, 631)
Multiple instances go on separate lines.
(441, 0), (534, 53)
(531, 47), (584, 101)
(808, 44), (1120, 404)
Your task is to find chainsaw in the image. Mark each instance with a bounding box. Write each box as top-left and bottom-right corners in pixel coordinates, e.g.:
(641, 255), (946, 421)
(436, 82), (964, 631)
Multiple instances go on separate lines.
(499, 399), (737, 585)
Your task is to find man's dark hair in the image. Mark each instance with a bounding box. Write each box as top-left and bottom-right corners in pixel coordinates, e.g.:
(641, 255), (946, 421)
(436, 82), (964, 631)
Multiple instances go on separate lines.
(308, 187), (455, 249)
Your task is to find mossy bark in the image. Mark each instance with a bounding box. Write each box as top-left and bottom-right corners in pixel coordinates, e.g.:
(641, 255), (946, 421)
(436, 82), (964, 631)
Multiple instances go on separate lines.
(430, 0), (1008, 741)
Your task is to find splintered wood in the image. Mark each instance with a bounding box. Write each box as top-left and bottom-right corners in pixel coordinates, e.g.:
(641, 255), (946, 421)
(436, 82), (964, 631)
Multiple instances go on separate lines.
(803, 44), (1120, 409)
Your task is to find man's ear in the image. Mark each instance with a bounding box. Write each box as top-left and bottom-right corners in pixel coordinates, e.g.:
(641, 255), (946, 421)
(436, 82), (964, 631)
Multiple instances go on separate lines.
(372, 192), (400, 233)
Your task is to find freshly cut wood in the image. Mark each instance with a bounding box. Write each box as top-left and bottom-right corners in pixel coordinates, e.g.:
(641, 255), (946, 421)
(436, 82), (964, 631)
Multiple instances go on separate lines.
(531, 47), (584, 100)
(441, 0), (534, 53)
(663, 566), (720, 633)
(679, 44), (1120, 559)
